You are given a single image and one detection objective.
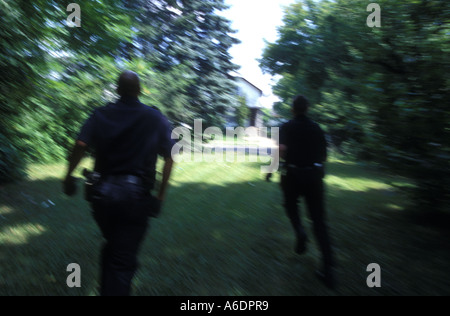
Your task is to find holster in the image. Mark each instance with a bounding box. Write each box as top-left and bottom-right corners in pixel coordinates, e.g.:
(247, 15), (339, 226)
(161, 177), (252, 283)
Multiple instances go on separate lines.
(83, 170), (162, 218)
(83, 169), (101, 202)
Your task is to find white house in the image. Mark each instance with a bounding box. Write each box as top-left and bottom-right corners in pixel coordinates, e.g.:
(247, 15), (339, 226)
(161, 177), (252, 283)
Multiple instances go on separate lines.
(235, 76), (264, 127)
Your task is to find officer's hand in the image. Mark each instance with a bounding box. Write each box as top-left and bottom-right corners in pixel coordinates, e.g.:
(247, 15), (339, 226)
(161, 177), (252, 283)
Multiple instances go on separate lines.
(63, 176), (78, 196)
(149, 196), (163, 218)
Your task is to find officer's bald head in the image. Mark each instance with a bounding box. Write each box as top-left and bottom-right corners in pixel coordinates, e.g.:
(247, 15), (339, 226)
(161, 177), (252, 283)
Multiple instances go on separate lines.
(117, 70), (141, 97)
(292, 95), (310, 116)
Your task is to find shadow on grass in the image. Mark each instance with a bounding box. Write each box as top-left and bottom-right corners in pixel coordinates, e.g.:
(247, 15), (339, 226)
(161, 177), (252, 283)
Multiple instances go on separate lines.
(0, 177), (100, 296)
(1, 168), (450, 296)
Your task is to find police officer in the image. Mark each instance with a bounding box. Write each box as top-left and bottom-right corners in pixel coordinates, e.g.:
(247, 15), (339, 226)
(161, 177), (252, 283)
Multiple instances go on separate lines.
(279, 95), (335, 288)
(63, 70), (174, 296)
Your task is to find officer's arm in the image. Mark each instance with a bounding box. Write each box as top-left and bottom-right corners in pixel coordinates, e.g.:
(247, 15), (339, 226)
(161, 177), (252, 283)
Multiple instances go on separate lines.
(65, 140), (88, 181)
(279, 124), (288, 160)
(66, 110), (94, 180)
(157, 156), (174, 202)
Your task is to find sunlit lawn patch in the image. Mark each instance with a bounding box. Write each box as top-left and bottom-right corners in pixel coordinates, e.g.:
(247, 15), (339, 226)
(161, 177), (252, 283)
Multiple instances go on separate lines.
(0, 156), (448, 295)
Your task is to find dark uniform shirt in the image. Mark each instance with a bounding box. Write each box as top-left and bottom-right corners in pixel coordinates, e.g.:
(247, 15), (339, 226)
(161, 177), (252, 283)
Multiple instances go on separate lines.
(280, 115), (327, 167)
(78, 96), (174, 188)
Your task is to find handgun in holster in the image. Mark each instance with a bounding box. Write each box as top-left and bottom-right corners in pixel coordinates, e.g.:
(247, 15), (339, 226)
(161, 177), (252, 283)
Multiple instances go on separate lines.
(83, 169), (101, 202)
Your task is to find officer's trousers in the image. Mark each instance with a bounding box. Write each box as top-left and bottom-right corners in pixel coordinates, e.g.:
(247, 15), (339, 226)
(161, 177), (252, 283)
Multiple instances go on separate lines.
(91, 180), (153, 296)
(281, 168), (334, 269)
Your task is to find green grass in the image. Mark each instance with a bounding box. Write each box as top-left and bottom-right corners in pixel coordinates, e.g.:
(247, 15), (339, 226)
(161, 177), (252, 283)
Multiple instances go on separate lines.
(0, 156), (449, 296)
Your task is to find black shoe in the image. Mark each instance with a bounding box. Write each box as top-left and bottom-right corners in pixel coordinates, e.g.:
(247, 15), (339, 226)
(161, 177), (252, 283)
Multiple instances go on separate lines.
(315, 269), (336, 289)
(295, 234), (308, 255)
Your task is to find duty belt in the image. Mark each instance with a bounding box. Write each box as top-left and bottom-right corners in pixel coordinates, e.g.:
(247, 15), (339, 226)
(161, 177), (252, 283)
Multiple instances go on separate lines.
(287, 163), (323, 170)
(104, 174), (144, 186)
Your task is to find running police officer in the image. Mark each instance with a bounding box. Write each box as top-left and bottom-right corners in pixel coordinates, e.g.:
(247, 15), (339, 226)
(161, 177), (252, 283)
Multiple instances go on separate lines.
(279, 95), (335, 288)
(63, 70), (174, 296)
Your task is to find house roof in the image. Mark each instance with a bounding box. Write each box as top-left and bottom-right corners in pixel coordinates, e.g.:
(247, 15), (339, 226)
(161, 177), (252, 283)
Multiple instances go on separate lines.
(235, 76), (263, 95)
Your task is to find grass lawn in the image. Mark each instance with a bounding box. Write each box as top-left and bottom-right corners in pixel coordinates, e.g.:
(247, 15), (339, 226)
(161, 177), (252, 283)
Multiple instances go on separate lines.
(0, 155), (449, 296)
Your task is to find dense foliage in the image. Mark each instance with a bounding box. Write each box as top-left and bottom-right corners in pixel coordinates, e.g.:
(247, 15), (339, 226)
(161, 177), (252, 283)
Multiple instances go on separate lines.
(261, 0), (449, 210)
(235, 96), (250, 127)
(125, 0), (240, 126)
(0, 0), (238, 183)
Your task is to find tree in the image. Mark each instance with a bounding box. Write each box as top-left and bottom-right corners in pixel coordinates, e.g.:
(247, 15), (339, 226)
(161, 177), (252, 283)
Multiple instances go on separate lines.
(235, 96), (250, 127)
(0, 0), (58, 182)
(0, 1), (239, 184)
(0, 0), (135, 182)
(125, 0), (240, 126)
(261, 0), (450, 210)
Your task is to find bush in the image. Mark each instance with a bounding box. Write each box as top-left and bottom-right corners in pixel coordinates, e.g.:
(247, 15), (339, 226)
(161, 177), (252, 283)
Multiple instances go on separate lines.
(0, 134), (25, 184)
